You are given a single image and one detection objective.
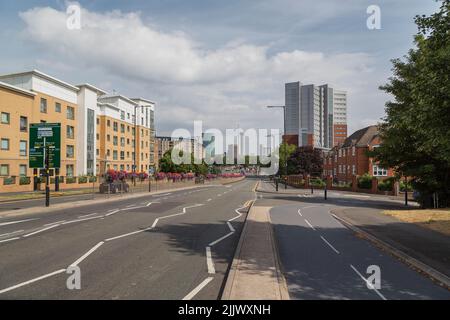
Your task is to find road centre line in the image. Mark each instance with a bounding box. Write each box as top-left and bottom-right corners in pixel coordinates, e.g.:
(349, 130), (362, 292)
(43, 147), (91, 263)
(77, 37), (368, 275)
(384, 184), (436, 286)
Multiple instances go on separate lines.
(350, 264), (387, 300)
(0, 269), (66, 295)
(182, 277), (214, 300)
(320, 235), (340, 254)
(0, 218), (39, 227)
(70, 242), (104, 267)
(62, 216), (101, 224)
(78, 213), (99, 218)
(0, 237), (20, 244)
(44, 220), (66, 226)
(23, 224), (60, 237)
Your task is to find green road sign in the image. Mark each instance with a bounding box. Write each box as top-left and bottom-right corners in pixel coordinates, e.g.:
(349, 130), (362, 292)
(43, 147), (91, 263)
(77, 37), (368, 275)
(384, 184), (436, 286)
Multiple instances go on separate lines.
(29, 123), (61, 169)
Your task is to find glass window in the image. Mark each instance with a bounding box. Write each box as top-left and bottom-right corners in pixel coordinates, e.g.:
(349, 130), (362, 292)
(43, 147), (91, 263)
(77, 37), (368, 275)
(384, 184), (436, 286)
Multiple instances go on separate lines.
(66, 165), (74, 177)
(113, 150), (118, 160)
(40, 98), (47, 113)
(121, 124), (125, 133)
(120, 111), (125, 120)
(120, 137), (125, 147)
(120, 151), (125, 160)
(66, 125), (74, 139)
(0, 164), (9, 176)
(19, 164), (27, 176)
(113, 122), (118, 132)
(20, 116), (28, 132)
(1, 138), (9, 150)
(55, 102), (61, 113)
(107, 134), (110, 142)
(66, 145), (74, 158)
(107, 120), (110, 127)
(66, 106), (75, 120)
(373, 165), (388, 177)
(1, 112), (10, 124)
(20, 140), (27, 156)
(113, 136), (118, 146)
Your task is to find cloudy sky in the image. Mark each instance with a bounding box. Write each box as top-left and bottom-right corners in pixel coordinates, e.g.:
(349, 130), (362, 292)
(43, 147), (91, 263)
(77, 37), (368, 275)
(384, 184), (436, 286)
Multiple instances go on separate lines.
(0, 0), (441, 136)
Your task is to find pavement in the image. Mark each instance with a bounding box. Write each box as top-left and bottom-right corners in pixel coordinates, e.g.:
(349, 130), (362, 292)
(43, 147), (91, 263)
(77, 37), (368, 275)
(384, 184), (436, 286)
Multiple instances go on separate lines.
(0, 178), (255, 299)
(248, 180), (450, 300)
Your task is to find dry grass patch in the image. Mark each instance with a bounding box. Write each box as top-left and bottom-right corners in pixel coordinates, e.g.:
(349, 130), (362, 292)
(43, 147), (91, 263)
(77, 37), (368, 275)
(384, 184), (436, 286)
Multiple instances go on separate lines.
(384, 209), (450, 236)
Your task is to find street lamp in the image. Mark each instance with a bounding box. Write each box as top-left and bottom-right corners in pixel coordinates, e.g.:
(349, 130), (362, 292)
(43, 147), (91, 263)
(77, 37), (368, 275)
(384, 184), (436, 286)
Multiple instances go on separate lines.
(267, 105), (288, 189)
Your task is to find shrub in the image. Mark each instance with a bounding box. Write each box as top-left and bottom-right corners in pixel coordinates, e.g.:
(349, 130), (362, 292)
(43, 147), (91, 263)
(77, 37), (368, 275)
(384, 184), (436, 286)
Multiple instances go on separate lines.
(400, 180), (413, 192)
(89, 176), (97, 183)
(357, 173), (373, 189)
(19, 176), (31, 185)
(3, 177), (16, 185)
(78, 176), (88, 184)
(310, 178), (325, 187)
(378, 177), (396, 192)
(66, 177), (77, 184)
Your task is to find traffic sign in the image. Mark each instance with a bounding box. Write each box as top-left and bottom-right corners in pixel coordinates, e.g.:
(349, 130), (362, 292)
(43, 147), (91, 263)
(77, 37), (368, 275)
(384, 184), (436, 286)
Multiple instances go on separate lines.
(29, 123), (61, 169)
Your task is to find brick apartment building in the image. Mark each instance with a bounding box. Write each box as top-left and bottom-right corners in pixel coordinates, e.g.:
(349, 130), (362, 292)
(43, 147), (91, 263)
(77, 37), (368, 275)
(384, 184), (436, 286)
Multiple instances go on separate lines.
(323, 125), (394, 184)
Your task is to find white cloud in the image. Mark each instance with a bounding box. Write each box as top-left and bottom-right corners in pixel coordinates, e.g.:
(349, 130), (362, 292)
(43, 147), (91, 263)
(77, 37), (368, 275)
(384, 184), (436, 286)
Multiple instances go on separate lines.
(19, 5), (384, 134)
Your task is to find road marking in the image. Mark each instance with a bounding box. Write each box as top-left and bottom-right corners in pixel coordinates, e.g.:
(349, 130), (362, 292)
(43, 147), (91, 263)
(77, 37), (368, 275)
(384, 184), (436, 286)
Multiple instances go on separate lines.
(104, 209), (120, 217)
(62, 216), (101, 224)
(44, 220), (66, 226)
(206, 247), (215, 274)
(297, 209), (302, 217)
(320, 235), (340, 254)
(206, 198), (212, 202)
(0, 269), (66, 295)
(226, 221), (235, 232)
(0, 230), (24, 238)
(153, 193), (172, 197)
(182, 277), (214, 300)
(23, 224), (59, 237)
(304, 219), (316, 230)
(0, 237), (20, 244)
(182, 204), (204, 213)
(105, 228), (152, 242)
(208, 232), (234, 247)
(70, 242), (104, 267)
(350, 264), (387, 300)
(146, 202), (153, 207)
(344, 194), (370, 198)
(121, 206), (146, 211)
(0, 218), (39, 227)
(78, 213), (99, 218)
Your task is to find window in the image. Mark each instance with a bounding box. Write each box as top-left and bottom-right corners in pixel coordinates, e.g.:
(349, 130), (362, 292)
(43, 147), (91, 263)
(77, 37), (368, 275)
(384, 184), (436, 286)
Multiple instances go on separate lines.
(19, 164), (27, 176)
(120, 111), (125, 120)
(20, 140), (27, 156)
(1, 138), (9, 150)
(113, 122), (118, 132)
(20, 116), (28, 132)
(352, 146), (356, 156)
(120, 137), (125, 147)
(107, 120), (111, 127)
(66, 145), (74, 158)
(113, 136), (118, 146)
(373, 165), (388, 177)
(96, 133), (99, 140)
(127, 113), (130, 120)
(120, 151), (125, 160)
(66, 126), (75, 139)
(1, 112), (10, 124)
(352, 165), (356, 175)
(113, 150), (118, 160)
(0, 164), (9, 176)
(120, 164), (124, 171)
(96, 118), (100, 125)
(120, 124), (125, 133)
(67, 106), (75, 120)
(40, 98), (47, 113)
(55, 102), (61, 113)
(66, 165), (74, 177)
(96, 149), (99, 156)
(107, 134), (110, 142)
(113, 165), (118, 171)
(107, 149), (110, 157)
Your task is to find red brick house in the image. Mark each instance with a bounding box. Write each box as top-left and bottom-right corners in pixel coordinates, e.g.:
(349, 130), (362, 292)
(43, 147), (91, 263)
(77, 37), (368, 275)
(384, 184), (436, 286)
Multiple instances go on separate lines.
(323, 125), (394, 184)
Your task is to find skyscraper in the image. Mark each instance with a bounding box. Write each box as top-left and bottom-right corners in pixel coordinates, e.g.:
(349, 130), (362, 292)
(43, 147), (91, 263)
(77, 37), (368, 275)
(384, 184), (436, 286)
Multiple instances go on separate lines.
(284, 81), (347, 149)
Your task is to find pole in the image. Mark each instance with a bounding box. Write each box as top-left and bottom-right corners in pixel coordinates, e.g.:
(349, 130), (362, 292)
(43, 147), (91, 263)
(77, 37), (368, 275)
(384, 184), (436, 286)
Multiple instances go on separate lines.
(44, 137), (50, 207)
(324, 184), (327, 200)
(283, 107), (287, 189)
(404, 176), (408, 206)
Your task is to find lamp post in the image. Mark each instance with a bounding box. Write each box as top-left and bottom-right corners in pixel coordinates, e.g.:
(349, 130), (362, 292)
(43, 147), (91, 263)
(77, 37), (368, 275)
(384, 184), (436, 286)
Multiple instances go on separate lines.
(267, 105), (288, 189)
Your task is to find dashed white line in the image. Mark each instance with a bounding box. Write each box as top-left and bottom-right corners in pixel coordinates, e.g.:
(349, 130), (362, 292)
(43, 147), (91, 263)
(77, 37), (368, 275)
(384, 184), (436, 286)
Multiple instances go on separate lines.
(70, 242), (104, 267)
(0, 269), (66, 295)
(182, 277), (214, 300)
(44, 220), (66, 227)
(104, 209), (120, 217)
(0, 218), (39, 227)
(62, 216), (101, 224)
(350, 264), (387, 300)
(23, 224), (59, 237)
(208, 232), (234, 247)
(0, 230), (24, 238)
(304, 219), (316, 230)
(78, 213), (99, 218)
(320, 235), (340, 254)
(206, 198), (212, 202)
(0, 237), (20, 244)
(206, 247), (215, 274)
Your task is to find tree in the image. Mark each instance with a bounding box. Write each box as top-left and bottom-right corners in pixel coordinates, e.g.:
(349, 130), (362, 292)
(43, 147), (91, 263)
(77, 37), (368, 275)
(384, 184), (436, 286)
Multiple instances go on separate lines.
(278, 143), (297, 175)
(288, 146), (323, 176)
(371, 0), (450, 207)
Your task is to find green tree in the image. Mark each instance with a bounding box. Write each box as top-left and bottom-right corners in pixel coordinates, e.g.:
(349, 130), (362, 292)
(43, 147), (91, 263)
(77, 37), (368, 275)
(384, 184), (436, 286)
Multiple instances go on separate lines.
(372, 0), (450, 207)
(278, 143), (297, 175)
(288, 146), (323, 176)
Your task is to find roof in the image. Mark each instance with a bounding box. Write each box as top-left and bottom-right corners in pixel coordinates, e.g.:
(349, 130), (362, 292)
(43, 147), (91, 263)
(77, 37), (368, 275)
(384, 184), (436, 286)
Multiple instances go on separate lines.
(0, 81), (36, 97)
(98, 94), (139, 106)
(342, 125), (379, 148)
(0, 70), (80, 92)
(77, 83), (108, 95)
(131, 97), (156, 105)
(97, 102), (120, 111)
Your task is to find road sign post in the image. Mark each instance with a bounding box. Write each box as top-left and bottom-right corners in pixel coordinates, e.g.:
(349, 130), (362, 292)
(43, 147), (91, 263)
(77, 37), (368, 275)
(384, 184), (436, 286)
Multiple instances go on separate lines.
(29, 123), (61, 207)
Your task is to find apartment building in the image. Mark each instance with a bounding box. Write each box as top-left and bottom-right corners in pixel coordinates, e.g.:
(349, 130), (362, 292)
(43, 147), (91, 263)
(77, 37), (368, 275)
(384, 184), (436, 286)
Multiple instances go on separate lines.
(157, 136), (204, 163)
(0, 70), (156, 179)
(284, 81), (348, 149)
(323, 125), (394, 184)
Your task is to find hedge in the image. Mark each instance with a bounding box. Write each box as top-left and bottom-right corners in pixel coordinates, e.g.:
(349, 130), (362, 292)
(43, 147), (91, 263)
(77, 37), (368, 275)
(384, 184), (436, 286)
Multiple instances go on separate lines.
(19, 176), (31, 185)
(357, 174), (373, 189)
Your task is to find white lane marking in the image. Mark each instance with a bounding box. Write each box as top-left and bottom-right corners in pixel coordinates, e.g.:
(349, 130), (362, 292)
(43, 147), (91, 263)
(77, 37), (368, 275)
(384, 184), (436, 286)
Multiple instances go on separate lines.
(23, 224), (59, 237)
(44, 220), (66, 226)
(206, 247), (215, 274)
(70, 242), (104, 267)
(121, 206), (146, 211)
(0, 230), (24, 238)
(208, 232), (234, 247)
(104, 209), (120, 217)
(182, 277), (214, 300)
(153, 193), (172, 197)
(297, 209), (302, 217)
(0, 237), (20, 244)
(125, 204), (135, 208)
(226, 221), (235, 232)
(105, 228), (152, 242)
(182, 204), (204, 213)
(217, 194), (222, 197)
(320, 235), (340, 254)
(78, 213), (99, 218)
(146, 202), (153, 207)
(62, 216), (101, 224)
(206, 198), (212, 202)
(350, 264), (387, 300)
(304, 219), (316, 230)
(0, 218), (39, 227)
(0, 269), (66, 295)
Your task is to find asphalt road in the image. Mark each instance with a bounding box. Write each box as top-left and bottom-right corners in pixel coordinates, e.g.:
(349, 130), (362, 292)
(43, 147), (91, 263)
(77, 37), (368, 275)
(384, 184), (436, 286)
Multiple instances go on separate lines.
(255, 182), (450, 300)
(0, 179), (257, 299)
